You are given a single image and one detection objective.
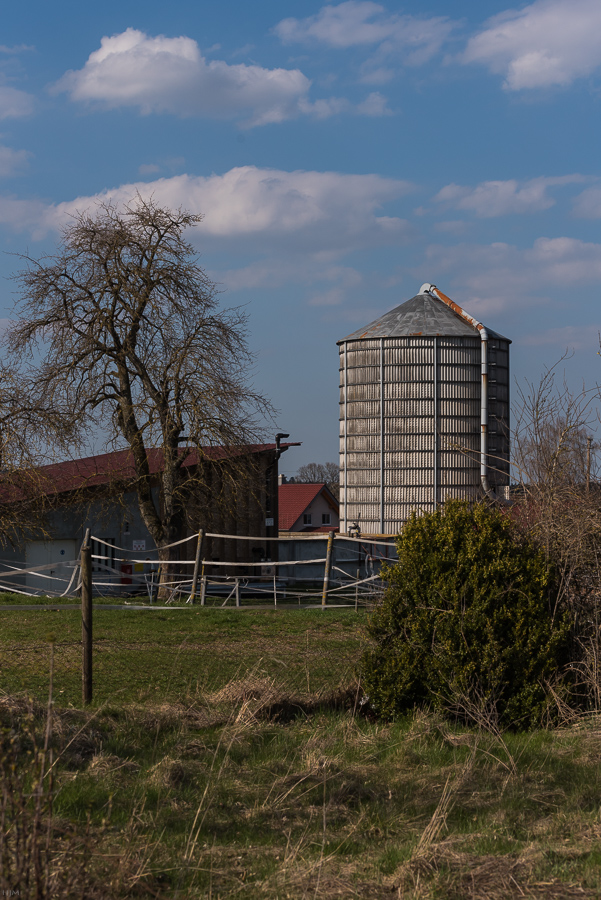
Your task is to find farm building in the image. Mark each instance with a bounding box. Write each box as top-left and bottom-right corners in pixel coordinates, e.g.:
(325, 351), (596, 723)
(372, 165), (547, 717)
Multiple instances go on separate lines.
(0, 442), (299, 593)
(338, 283), (510, 535)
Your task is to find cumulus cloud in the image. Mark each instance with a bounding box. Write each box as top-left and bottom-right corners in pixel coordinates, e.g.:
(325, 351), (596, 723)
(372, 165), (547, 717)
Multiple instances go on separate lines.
(433, 176), (584, 217)
(573, 185), (601, 218)
(356, 91), (393, 116)
(0, 196), (48, 238)
(462, 0), (601, 90)
(0, 144), (30, 176)
(0, 165), (415, 254)
(275, 1), (453, 65)
(52, 27), (364, 127)
(425, 235), (601, 317)
(0, 85), (35, 119)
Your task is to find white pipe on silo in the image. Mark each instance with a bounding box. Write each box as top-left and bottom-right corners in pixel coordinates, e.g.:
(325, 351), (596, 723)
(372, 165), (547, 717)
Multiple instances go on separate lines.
(428, 286), (496, 500)
(343, 342), (348, 533)
(433, 335), (438, 510)
(380, 338), (385, 533)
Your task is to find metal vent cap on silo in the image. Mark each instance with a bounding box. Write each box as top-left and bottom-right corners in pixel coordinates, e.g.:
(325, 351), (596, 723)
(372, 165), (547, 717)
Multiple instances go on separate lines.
(339, 285), (510, 342)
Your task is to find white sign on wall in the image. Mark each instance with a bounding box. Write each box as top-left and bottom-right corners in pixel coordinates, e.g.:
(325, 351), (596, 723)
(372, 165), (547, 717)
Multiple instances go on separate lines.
(132, 539), (146, 552)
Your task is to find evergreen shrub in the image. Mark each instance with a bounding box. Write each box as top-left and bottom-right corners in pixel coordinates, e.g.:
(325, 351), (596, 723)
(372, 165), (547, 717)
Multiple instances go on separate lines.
(361, 501), (572, 728)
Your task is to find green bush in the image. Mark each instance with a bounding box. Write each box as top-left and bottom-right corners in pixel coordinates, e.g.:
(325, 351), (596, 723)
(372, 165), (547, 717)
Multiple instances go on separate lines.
(361, 501), (572, 728)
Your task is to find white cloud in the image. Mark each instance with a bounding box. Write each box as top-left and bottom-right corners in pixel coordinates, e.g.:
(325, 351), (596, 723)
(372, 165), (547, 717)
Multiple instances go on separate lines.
(424, 235), (601, 317)
(138, 163), (160, 175)
(275, 2), (453, 65)
(522, 325), (600, 350)
(298, 95), (350, 119)
(433, 176), (584, 217)
(0, 44), (34, 55)
(52, 27), (383, 125)
(573, 185), (601, 218)
(0, 166), (415, 254)
(462, 0), (601, 90)
(433, 220), (469, 235)
(53, 28), (315, 127)
(219, 260), (362, 293)
(0, 196), (48, 238)
(0, 144), (30, 176)
(356, 91), (393, 116)
(0, 86), (34, 119)
(308, 287), (345, 306)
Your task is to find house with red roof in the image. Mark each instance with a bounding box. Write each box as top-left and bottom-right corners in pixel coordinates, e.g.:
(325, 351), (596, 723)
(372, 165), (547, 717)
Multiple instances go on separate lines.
(278, 480), (339, 533)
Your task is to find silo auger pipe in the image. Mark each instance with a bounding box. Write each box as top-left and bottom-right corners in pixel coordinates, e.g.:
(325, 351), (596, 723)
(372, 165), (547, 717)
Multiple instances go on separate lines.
(427, 285), (496, 501)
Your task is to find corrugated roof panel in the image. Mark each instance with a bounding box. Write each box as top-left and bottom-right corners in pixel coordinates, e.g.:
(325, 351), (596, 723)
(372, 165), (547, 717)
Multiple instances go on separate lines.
(338, 292), (510, 342)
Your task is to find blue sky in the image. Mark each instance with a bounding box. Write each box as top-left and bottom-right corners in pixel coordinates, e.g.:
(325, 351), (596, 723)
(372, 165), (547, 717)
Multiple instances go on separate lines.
(2, 0), (601, 474)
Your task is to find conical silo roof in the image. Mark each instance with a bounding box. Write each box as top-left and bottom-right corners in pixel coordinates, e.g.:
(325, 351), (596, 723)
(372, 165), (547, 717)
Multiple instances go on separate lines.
(338, 291), (510, 343)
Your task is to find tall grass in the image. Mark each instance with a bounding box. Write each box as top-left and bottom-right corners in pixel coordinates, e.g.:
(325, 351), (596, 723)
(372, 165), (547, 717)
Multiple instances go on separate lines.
(2, 610), (601, 897)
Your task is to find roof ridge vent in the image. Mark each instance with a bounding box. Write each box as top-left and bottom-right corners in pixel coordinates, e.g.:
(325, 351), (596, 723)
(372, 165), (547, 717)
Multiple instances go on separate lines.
(419, 282), (435, 294)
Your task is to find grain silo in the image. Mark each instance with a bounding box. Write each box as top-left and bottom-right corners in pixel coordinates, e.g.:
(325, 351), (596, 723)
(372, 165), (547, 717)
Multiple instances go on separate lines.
(338, 284), (510, 535)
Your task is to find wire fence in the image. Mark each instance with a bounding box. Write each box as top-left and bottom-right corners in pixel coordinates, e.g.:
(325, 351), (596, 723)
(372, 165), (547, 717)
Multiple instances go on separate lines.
(0, 531), (397, 609)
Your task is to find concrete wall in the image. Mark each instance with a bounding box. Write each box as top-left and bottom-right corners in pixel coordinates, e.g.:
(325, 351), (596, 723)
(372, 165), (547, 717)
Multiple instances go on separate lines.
(278, 535), (396, 587)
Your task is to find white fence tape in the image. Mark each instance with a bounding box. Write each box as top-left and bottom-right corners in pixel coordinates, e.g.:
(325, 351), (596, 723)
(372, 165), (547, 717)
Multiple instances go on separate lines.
(0, 528), (392, 602)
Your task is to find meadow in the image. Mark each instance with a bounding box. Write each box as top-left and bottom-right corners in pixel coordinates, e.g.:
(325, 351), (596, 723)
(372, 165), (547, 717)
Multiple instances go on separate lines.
(1, 602), (601, 898)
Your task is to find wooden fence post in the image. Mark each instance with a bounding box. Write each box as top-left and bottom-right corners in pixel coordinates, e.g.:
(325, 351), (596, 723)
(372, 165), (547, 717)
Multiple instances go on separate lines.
(322, 532), (334, 609)
(81, 528), (92, 706)
(188, 530), (204, 604)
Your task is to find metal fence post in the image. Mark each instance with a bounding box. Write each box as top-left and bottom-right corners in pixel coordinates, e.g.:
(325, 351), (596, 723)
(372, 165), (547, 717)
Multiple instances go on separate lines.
(235, 578), (240, 607)
(188, 529), (204, 604)
(81, 528), (92, 706)
(322, 532), (334, 608)
(200, 573), (207, 606)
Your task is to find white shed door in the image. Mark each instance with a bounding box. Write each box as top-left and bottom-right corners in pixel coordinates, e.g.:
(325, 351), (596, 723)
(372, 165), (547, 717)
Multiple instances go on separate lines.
(25, 540), (78, 594)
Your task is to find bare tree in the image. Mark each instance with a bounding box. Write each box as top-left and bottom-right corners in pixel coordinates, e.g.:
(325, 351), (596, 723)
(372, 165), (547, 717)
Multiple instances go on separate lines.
(510, 361), (601, 710)
(513, 358), (601, 611)
(0, 367), (72, 547)
(7, 197), (273, 593)
(296, 461), (340, 499)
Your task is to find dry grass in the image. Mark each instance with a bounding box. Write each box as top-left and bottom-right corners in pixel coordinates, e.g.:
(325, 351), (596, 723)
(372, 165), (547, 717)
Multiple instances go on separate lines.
(2, 615), (601, 898)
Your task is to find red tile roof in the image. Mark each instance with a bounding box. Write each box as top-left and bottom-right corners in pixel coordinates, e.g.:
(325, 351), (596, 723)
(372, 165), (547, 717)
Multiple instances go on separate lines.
(278, 483), (339, 531)
(10, 443), (301, 498)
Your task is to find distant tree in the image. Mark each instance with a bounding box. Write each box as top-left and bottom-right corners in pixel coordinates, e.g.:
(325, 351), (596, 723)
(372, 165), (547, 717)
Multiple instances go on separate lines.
(7, 197), (273, 596)
(296, 461), (339, 499)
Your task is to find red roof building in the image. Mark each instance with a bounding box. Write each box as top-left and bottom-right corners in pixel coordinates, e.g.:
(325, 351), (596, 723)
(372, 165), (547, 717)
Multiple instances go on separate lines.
(29, 443), (299, 497)
(278, 482), (339, 533)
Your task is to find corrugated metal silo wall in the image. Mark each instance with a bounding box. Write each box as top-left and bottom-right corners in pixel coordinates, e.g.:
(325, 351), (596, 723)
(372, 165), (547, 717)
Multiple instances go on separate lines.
(487, 338), (510, 490)
(339, 335), (510, 534)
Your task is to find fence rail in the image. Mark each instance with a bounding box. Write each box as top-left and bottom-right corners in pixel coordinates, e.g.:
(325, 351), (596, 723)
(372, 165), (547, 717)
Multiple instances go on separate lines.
(0, 530), (397, 607)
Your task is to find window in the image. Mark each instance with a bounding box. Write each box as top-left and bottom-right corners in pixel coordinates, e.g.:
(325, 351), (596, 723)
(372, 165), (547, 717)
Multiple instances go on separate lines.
(91, 538), (116, 575)
(322, 513), (331, 525)
(303, 514), (312, 525)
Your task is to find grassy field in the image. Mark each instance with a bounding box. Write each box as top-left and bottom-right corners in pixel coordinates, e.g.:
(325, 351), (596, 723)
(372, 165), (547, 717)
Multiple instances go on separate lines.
(2, 606), (601, 898)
